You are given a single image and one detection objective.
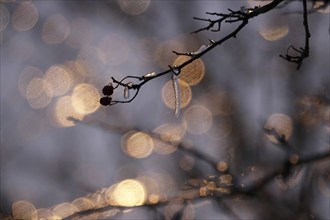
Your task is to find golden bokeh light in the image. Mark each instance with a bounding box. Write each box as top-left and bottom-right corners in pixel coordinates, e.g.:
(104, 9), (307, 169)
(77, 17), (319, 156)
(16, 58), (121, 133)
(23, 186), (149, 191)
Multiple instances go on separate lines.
(66, 17), (93, 48)
(12, 2), (38, 32)
(72, 197), (95, 212)
(149, 194), (160, 204)
(156, 39), (185, 69)
(289, 154), (299, 164)
(52, 95), (84, 127)
(64, 60), (87, 85)
(161, 79), (192, 110)
(153, 123), (186, 155)
(264, 113), (293, 144)
(0, 3), (9, 31)
(12, 200), (37, 220)
(219, 174), (233, 186)
(113, 179), (146, 207)
(42, 14), (70, 44)
(98, 33), (129, 66)
(173, 56), (205, 86)
(122, 131), (154, 158)
(183, 105), (213, 135)
(52, 203), (78, 219)
(200, 90), (233, 116)
(179, 155), (195, 171)
(145, 171), (175, 202)
(259, 18), (289, 41)
(117, 0), (151, 15)
(32, 208), (61, 220)
(71, 83), (101, 115)
(86, 189), (108, 209)
(137, 176), (161, 204)
(26, 77), (53, 109)
(18, 66), (44, 98)
(44, 64), (72, 97)
(105, 184), (118, 206)
(217, 161), (228, 172)
(314, 1), (330, 13)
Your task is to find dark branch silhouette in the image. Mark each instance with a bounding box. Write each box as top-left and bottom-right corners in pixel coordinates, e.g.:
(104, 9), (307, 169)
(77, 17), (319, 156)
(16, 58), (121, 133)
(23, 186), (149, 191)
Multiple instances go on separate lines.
(280, 0), (311, 69)
(100, 0), (285, 107)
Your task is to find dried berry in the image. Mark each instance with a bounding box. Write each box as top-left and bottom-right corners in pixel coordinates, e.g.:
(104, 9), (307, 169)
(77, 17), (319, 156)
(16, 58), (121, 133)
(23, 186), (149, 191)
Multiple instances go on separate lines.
(102, 84), (114, 96)
(100, 97), (112, 106)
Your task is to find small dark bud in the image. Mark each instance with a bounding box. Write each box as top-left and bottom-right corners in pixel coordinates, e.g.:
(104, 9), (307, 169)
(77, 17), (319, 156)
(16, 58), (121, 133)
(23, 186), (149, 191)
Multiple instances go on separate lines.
(102, 84), (114, 96)
(100, 97), (112, 106)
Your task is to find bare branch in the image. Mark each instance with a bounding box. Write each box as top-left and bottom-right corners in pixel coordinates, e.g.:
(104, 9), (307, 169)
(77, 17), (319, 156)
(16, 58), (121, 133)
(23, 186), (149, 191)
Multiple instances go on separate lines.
(280, 0), (310, 69)
(100, 0), (284, 107)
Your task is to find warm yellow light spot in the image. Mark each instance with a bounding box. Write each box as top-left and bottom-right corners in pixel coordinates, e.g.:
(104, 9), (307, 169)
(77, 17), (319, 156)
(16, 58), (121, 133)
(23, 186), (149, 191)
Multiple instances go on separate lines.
(149, 194), (160, 204)
(173, 56), (205, 86)
(153, 123), (186, 155)
(137, 176), (161, 202)
(98, 34), (129, 66)
(66, 17), (93, 49)
(52, 203), (78, 219)
(18, 66), (44, 98)
(179, 155), (195, 171)
(71, 83), (100, 115)
(200, 90), (233, 116)
(156, 39), (185, 69)
(219, 174), (233, 185)
(72, 197), (95, 212)
(12, 2), (38, 31)
(32, 208), (61, 220)
(12, 200), (37, 220)
(53, 96), (84, 127)
(289, 154), (299, 164)
(26, 77), (52, 109)
(162, 79), (192, 110)
(183, 105), (213, 135)
(217, 161), (228, 172)
(64, 60), (87, 85)
(314, 1), (330, 13)
(264, 113), (293, 144)
(86, 189), (108, 209)
(44, 64), (72, 97)
(113, 179), (146, 207)
(117, 0), (151, 15)
(122, 131), (154, 158)
(42, 14), (70, 44)
(0, 4), (9, 32)
(259, 19), (289, 41)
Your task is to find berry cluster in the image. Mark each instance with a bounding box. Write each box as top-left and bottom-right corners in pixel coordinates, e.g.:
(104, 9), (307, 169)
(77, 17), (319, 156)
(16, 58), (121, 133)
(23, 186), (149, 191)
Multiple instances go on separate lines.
(100, 83), (114, 106)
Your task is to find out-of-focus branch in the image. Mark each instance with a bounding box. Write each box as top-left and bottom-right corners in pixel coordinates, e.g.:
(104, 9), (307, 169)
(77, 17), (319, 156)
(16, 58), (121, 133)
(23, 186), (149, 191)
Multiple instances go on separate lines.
(62, 146), (329, 219)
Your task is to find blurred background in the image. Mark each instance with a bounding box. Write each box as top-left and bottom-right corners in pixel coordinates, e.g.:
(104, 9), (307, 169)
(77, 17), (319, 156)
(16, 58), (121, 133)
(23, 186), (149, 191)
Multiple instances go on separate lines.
(0, 0), (329, 219)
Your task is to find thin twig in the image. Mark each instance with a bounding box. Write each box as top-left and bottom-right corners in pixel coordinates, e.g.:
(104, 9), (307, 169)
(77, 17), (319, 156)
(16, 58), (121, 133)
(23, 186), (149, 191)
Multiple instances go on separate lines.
(280, 0), (310, 69)
(101, 0), (284, 106)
